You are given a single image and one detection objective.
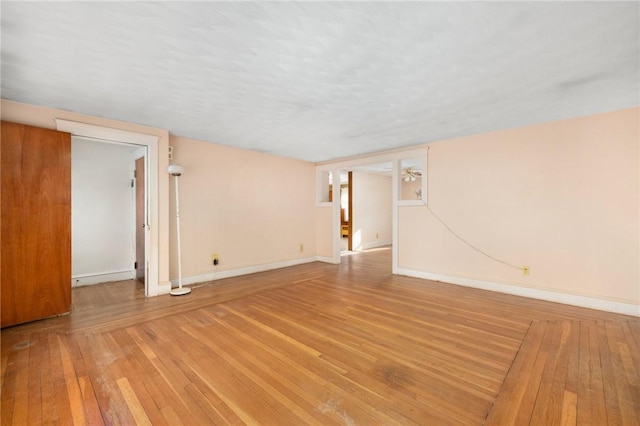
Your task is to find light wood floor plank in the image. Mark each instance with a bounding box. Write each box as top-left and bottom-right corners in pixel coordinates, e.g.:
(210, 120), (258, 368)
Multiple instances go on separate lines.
(560, 389), (578, 426)
(529, 321), (572, 425)
(56, 334), (87, 426)
(598, 321), (624, 425)
(116, 377), (152, 426)
(77, 375), (105, 426)
(25, 332), (43, 425)
(47, 333), (74, 425)
(602, 321), (639, 426)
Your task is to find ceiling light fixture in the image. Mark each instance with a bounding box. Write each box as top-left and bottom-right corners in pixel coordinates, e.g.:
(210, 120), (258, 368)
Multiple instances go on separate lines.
(402, 167), (421, 182)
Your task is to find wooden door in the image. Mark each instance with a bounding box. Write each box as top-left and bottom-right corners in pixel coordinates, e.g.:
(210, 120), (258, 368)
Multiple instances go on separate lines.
(1, 121), (72, 328)
(135, 157), (145, 282)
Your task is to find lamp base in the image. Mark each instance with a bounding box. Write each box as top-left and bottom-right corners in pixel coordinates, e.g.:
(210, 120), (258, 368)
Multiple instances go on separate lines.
(170, 287), (191, 296)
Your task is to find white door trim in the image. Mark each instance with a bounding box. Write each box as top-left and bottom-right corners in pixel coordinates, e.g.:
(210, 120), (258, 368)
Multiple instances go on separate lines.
(56, 119), (160, 296)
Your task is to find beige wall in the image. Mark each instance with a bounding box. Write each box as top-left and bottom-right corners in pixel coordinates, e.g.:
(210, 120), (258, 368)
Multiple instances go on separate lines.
(1, 100), (171, 293)
(316, 206), (333, 258)
(400, 108), (639, 306)
(352, 172), (392, 250)
(169, 136), (317, 279)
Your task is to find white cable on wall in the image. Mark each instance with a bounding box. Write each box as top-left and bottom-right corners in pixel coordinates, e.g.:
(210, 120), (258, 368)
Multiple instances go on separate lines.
(420, 146), (521, 271)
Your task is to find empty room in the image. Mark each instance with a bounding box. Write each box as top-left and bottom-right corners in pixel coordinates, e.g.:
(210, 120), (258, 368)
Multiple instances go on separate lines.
(1, 2), (638, 425)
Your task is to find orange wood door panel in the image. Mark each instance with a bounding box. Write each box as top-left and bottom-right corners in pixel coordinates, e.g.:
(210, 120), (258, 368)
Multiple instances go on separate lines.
(1, 121), (72, 327)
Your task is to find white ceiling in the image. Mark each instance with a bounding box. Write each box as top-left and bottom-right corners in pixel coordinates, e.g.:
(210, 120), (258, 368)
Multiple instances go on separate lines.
(2, 2), (638, 163)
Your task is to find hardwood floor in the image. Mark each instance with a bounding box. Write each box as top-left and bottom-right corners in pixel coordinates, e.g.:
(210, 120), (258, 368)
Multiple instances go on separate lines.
(485, 320), (639, 425)
(1, 248), (638, 425)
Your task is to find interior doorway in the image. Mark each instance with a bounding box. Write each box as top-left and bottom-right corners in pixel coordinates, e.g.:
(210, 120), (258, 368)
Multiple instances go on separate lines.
(340, 171), (353, 253)
(340, 163), (393, 263)
(71, 136), (147, 294)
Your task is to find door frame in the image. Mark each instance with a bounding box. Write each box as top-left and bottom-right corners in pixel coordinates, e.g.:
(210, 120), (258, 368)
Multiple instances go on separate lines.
(317, 146), (428, 273)
(56, 119), (159, 296)
(135, 156), (146, 283)
(347, 171), (353, 251)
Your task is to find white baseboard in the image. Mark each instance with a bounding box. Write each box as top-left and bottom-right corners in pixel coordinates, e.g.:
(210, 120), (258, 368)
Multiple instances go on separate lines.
(72, 270), (135, 287)
(358, 240), (392, 251)
(396, 268), (639, 317)
(169, 256), (323, 288)
(316, 256), (339, 264)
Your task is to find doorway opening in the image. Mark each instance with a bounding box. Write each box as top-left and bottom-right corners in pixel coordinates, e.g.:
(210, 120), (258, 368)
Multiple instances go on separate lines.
(340, 163), (393, 266)
(340, 171), (352, 253)
(71, 136), (148, 298)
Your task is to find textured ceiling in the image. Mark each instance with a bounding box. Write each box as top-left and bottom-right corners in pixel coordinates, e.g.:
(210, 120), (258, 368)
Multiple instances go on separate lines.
(2, 2), (638, 163)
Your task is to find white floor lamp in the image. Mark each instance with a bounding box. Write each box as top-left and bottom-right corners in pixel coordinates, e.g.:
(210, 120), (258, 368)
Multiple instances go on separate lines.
(168, 164), (191, 296)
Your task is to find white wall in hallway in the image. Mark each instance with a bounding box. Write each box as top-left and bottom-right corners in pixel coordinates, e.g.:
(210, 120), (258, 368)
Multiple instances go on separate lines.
(72, 137), (140, 286)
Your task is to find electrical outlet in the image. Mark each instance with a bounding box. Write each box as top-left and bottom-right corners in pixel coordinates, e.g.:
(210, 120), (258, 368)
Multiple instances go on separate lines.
(522, 266), (530, 276)
(376, 232), (379, 239)
(211, 253), (219, 266)
(299, 243), (304, 253)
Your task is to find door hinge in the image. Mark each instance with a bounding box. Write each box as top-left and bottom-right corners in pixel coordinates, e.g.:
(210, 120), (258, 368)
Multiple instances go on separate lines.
(134, 261), (138, 269)
(131, 178), (134, 188)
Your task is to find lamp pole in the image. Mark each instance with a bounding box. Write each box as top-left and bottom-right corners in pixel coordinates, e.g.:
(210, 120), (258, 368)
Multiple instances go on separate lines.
(168, 164), (191, 296)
